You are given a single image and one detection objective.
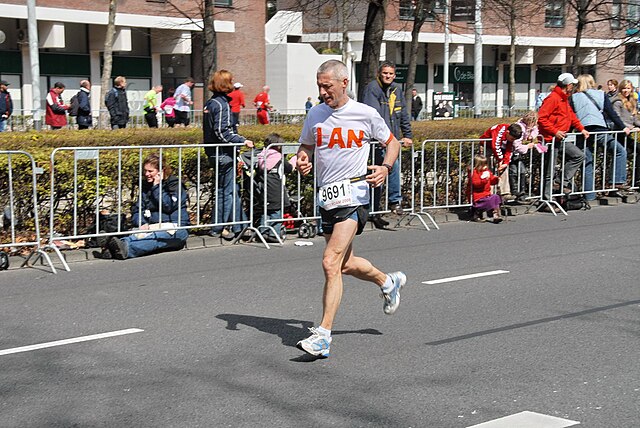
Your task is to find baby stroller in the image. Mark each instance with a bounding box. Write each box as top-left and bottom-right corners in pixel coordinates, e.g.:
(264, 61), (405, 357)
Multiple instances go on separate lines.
(240, 151), (317, 241)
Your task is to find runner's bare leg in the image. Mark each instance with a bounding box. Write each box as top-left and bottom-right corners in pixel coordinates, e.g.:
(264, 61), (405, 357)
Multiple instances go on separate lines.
(319, 218), (387, 330)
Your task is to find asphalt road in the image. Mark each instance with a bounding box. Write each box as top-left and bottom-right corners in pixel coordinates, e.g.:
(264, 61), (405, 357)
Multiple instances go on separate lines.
(1, 204), (639, 427)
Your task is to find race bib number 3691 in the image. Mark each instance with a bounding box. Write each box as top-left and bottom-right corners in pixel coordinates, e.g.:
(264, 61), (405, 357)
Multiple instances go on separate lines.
(318, 179), (354, 210)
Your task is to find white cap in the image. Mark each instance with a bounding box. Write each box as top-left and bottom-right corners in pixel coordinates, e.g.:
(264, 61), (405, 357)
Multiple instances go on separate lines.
(557, 73), (578, 86)
(234, 82), (243, 89)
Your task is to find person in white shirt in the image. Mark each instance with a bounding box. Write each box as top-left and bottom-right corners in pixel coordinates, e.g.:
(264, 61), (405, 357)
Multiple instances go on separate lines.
(295, 60), (407, 358)
(174, 77), (194, 126)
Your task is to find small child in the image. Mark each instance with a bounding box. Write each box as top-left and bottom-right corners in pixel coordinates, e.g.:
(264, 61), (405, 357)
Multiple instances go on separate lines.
(470, 154), (503, 223)
(509, 110), (541, 202)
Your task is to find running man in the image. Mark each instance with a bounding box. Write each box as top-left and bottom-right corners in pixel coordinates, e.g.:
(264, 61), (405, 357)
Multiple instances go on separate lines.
(295, 60), (407, 358)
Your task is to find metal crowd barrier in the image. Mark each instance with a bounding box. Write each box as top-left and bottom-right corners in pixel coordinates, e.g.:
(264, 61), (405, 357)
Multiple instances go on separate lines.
(4, 128), (639, 273)
(45, 143), (270, 263)
(0, 150), (66, 273)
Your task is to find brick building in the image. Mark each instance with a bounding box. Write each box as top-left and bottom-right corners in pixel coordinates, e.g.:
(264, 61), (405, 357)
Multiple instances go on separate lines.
(0, 0), (266, 114)
(272, 0), (631, 115)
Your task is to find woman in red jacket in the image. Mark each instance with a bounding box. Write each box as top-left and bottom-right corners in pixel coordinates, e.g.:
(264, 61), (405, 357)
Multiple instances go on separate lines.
(45, 82), (69, 130)
(470, 154), (503, 223)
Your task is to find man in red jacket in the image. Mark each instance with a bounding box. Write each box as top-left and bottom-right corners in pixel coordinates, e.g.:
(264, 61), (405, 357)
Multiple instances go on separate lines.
(45, 82), (69, 130)
(538, 73), (589, 198)
(228, 82), (245, 133)
(480, 123), (522, 174)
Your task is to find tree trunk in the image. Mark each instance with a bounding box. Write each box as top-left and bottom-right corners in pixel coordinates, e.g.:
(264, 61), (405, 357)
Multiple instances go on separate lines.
(202, 0), (217, 96)
(358, 0), (386, 101)
(100, 0), (118, 129)
(571, 0), (587, 74)
(405, 0), (427, 113)
(508, 8), (516, 109)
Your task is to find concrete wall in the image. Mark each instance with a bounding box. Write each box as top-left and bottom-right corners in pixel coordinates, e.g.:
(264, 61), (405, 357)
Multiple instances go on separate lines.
(266, 43), (339, 112)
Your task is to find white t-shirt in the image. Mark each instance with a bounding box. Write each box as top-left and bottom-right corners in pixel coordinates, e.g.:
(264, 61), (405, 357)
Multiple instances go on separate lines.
(299, 99), (393, 205)
(174, 84), (191, 112)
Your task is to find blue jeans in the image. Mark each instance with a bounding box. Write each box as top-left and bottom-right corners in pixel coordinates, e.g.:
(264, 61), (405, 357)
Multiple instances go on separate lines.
(211, 153), (245, 234)
(373, 146), (402, 211)
(258, 209), (282, 238)
(578, 132), (627, 201)
(0, 119), (6, 132)
(121, 229), (188, 259)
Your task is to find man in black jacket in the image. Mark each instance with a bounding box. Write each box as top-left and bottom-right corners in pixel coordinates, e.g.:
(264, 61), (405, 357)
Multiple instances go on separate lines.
(0, 80), (12, 132)
(105, 76), (129, 129)
(362, 61), (413, 228)
(411, 88), (423, 121)
(76, 80), (92, 130)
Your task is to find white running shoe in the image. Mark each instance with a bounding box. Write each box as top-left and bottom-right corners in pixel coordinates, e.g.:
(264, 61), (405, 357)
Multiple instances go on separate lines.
(382, 271), (407, 315)
(296, 327), (332, 358)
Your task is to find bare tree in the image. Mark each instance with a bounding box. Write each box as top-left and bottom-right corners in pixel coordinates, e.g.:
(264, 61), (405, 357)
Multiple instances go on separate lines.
(358, 0), (388, 101)
(565, 0), (621, 74)
(483, 0), (541, 107)
(403, 0), (429, 111)
(100, 0), (117, 128)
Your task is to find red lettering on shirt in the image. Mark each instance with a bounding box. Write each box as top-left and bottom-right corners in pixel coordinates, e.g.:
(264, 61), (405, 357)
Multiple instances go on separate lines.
(328, 127), (345, 149)
(347, 129), (364, 148)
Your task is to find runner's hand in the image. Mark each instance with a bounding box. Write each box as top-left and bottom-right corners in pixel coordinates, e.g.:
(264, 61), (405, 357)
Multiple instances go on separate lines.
(366, 165), (388, 187)
(297, 151), (312, 175)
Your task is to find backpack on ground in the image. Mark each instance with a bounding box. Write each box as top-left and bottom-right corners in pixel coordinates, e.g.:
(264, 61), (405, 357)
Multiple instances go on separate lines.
(561, 194), (591, 211)
(68, 93), (80, 117)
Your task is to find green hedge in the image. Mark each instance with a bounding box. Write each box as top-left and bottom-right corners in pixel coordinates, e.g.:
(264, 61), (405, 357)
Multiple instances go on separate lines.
(1, 118), (516, 240)
(0, 117), (515, 150)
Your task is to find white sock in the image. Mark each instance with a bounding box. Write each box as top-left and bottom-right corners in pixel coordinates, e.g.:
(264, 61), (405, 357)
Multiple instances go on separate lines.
(316, 326), (331, 337)
(381, 275), (394, 294)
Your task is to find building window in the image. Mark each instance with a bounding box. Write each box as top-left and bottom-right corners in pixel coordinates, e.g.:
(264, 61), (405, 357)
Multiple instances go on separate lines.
(625, 44), (640, 66)
(545, 0), (565, 27)
(611, 0), (621, 29)
(215, 0), (232, 6)
(399, 0), (440, 21)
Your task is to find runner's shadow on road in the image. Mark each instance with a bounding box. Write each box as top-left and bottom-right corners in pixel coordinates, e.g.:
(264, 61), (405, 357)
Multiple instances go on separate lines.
(216, 313), (382, 362)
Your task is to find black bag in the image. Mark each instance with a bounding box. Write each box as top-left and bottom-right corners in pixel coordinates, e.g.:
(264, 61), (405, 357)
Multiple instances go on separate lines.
(85, 213), (129, 247)
(561, 194), (591, 211)
(68, 94), (80, 117)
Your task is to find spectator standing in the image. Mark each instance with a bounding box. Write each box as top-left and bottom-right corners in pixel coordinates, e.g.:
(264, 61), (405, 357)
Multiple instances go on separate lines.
(174, 77), (195, 127)
(362, 61), (413, 228)
(470, 154), (503, 223)
(143, 85), (163, 128)
(254, 85), (271, 125)
(411, 88), (423, 121)
(105, 76), (130, 130)
(305, 96), (313, 114)
(160, 89), (177, 128)
(571, 74), (629, 201)
(76, 80), (92, 130)
(535, 85), (555, 110)
(228, 82), (245, 133)
(537, 73), (588, 199)
(45, 82), (69, 130)
(606, 79), (619, 102)
(203, 70), (254, 240)
(0, 80), (13, 132)
(106, 153), (190, 260)
(612, 79), (640, 187)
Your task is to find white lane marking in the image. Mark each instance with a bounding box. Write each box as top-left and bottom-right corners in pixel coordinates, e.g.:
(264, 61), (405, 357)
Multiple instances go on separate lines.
(0, 328), (144, 356)
(422, 270), (509, 285)
(466, 411), (580, 428)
